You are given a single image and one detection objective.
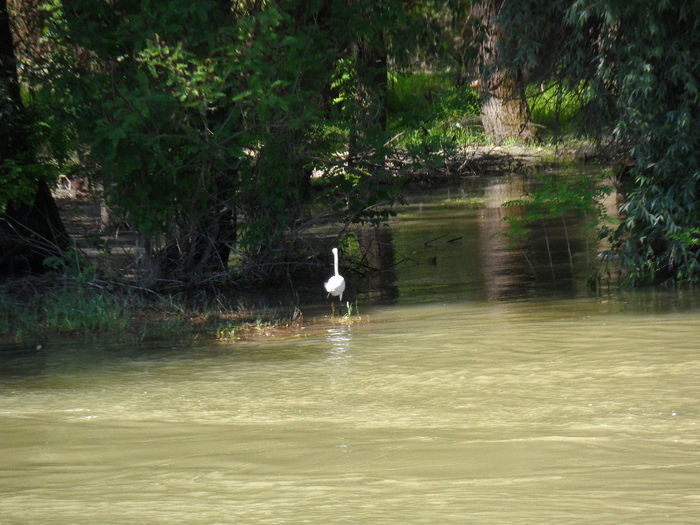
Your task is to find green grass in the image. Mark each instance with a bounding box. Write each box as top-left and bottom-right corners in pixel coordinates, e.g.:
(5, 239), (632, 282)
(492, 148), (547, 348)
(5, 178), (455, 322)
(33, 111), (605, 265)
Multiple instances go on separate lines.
(387, 72), (486, 153)
(0, 285), (128, 342)
(0, 278), (302, 344)
(313, 72), (596, 161)
(43, 288), (128, 334)
(528, 82), (591, 139)
(388, 74), (599, 149)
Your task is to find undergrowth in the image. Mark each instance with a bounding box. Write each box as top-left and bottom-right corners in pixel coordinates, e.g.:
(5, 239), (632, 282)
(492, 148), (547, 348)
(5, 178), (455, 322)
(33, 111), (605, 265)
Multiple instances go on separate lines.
(387, 73), (593, 155)
(388, 72), (485, 156)
(1, 284), (127, 342)
(0, 279), (292, 344)
(528, 82), (592, 141)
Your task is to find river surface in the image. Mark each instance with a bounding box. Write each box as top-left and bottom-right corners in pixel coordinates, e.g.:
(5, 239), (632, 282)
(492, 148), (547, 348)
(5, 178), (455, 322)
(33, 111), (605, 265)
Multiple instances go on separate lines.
(2, 175), (700, 523)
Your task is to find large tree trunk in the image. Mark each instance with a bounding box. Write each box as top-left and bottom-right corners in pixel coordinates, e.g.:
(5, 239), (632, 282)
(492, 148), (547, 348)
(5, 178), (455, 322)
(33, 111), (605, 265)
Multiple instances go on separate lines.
(0, 0), (68, 277)
(471, 0), (536, 144)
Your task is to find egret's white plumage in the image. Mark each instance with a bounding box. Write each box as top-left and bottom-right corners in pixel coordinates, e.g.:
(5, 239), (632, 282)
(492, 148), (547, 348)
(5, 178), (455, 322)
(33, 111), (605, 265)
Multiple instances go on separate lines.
(324, 247), (345, 302)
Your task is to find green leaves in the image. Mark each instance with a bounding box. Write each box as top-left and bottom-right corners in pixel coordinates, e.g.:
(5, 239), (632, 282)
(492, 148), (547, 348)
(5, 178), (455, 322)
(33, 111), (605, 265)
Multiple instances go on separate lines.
(499, 0), (700, 284)
(502, 172), (612, 252)
(10, 0), (415, 280)
(0, 159), (41, 212)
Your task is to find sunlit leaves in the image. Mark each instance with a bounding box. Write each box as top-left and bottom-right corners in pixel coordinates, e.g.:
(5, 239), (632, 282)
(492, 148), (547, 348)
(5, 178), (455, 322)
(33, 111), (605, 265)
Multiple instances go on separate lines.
(503, 172), (612, 247)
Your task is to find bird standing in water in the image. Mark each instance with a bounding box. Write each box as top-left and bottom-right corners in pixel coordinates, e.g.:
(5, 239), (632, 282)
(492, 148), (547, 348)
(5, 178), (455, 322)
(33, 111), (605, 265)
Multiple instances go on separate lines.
(324, 247), (345, 303)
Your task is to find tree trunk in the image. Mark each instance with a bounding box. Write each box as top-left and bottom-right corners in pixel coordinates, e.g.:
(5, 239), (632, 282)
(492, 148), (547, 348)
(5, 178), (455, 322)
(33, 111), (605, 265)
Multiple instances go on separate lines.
(471, 0), (536, 144)
(1, 179), (69, 275)
(479, 69), (535, 143)
(348, 32), (387, 166)
(0, 0), (69, 277)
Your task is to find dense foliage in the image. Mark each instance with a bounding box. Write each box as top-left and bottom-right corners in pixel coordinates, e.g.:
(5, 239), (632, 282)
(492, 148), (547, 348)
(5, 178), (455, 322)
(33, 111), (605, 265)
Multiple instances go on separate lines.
(40, 0), (409, 280)
(1, 0), (417, 282)
(497, 0), (700, 283)
(3, 0), (699, 287)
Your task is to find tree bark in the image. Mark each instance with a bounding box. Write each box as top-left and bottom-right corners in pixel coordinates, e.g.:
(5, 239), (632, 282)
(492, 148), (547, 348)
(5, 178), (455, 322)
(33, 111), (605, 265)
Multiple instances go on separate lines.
(471, 0), (536, 144)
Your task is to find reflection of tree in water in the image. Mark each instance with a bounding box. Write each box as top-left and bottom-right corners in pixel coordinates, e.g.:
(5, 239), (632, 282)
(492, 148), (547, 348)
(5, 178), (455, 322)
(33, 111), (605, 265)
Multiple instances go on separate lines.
(346, 174), (606, 303)
(480, 179), (528, 300)
(480, 177), (592, 300)
(355, 225), (399, 304)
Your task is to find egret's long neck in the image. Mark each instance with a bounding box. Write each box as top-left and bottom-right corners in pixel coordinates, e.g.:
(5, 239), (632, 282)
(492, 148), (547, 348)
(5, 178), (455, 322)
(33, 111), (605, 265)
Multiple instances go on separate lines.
(333, 248), (339, 276)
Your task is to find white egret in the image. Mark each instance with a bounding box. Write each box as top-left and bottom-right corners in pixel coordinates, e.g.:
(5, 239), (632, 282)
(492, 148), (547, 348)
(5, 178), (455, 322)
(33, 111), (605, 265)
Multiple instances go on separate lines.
(324, 247), (345, 302)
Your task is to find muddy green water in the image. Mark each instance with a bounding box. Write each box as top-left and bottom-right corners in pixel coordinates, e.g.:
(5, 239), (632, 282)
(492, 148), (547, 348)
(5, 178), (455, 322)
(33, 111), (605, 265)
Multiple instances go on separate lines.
(2, 176), (700, 523)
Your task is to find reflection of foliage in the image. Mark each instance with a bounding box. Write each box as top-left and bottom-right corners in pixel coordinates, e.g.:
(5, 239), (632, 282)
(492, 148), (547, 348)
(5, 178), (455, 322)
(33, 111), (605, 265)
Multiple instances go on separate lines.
(441, 196), (485, 209)
(502, 173), (612, 278)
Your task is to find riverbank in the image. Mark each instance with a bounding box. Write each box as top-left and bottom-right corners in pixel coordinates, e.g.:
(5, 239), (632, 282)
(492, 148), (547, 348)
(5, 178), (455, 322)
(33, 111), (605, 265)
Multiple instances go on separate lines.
(400, 140), (608, 186)
(0, 272), (366, 346)
(1, 143), (613, 345)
